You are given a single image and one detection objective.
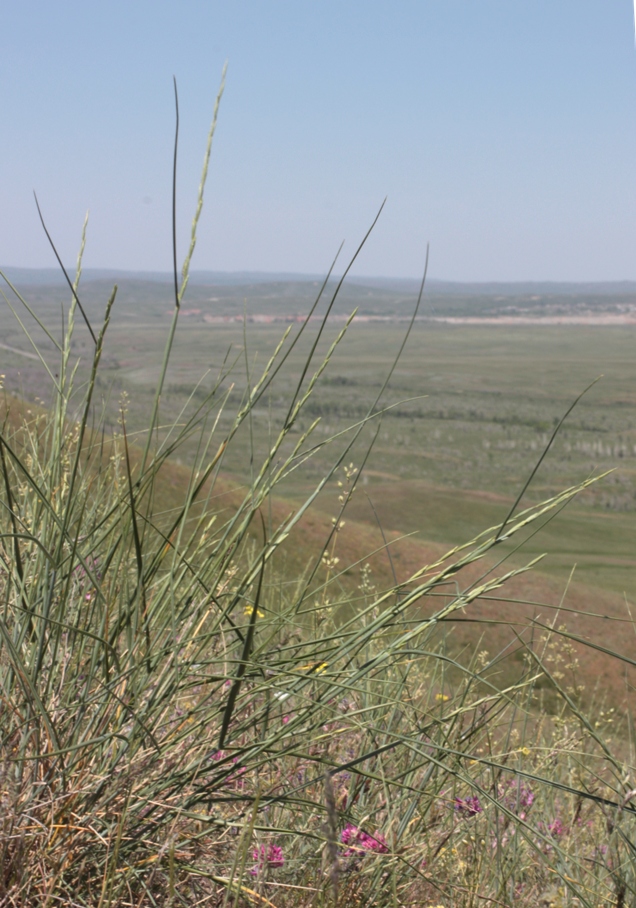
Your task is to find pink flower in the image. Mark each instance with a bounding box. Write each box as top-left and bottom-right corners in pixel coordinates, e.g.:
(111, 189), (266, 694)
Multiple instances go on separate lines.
(519, 786), (535, 809)
(227, 758), (247, 788)
(454, 795), (482, 817)
(498, 780), (534, 813)
(251, 844), (284, 875)
(547, 817), (565, 838)
(340, 823), (359, 847)
(340, 824), (388, 855)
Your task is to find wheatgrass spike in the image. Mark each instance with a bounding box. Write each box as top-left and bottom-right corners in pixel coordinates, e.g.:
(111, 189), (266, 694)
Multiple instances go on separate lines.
(140, 69), (226, 476)
(179, 62), (227, 302)
(171, 76), (180, 311)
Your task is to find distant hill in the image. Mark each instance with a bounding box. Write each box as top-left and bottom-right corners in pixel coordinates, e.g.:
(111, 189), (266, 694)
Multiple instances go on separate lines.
(3, 268), (636, 321)
(0, 268), (329, 287)
(4, 267), (636, 297)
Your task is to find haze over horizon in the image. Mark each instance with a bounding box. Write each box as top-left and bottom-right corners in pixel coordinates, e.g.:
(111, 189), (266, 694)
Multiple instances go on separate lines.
(7, 266), (636, 297)
(3, 1), (636, 283)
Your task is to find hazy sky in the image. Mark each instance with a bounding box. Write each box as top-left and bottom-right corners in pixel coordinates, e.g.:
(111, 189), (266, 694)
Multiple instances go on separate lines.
(3, 1), (636, 281)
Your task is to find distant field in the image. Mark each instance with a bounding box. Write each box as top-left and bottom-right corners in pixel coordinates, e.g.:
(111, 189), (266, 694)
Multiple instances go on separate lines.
(3, 276), (636, 602)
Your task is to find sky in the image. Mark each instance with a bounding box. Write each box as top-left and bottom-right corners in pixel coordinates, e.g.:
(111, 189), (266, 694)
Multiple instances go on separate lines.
(2, 0), (636, 282)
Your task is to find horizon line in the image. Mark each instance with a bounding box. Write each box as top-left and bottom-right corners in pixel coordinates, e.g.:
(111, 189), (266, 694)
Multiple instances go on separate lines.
(4, 266), (636, 289)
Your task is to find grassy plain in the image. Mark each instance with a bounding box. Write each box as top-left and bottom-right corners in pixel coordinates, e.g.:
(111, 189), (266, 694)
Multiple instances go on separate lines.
(3, 278), (635, 600)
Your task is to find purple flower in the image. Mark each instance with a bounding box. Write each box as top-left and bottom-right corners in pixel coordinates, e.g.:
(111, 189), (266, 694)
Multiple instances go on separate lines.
(454, 795), (482, 818)
(498, 780), (534, 814)
(547, 817), (565, 838)
(340, 824), (388, 855)
(518, 785), (535, 809)
(251, 844), (285, 875)
(341, 823), (358, 846)
(366, 831), (388, 853)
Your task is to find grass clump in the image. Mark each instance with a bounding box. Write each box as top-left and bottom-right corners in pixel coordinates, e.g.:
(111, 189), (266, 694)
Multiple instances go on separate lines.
(1, 77), (636, 908)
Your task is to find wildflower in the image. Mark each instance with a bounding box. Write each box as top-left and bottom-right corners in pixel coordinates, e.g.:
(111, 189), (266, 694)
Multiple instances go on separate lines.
(228, 771), (246, 789)
(244, 605), (265, 618)
(298, 661), (329, 673)
(251, 843), (284, 875)
(454, 795), (482, 818)
(322, 553), (340, 570)
(363, 830), (388, 853)
(435, 693), (449, 702)
(340, 824), (388, 855)
(498, 779), (534, 813)
(547, 817), (565, 838)
(340, 824), (358, 846)
(518, 785), (535, 809)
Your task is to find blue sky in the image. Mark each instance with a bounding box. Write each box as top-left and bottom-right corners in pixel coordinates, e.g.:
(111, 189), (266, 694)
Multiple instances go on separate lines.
(2, 0), (636, 281)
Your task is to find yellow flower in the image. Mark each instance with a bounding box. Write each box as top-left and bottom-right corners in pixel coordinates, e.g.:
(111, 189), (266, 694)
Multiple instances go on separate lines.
(298, 661), (329, 674)
(244, 605), (265, 618)
(435, 693), (449, 702)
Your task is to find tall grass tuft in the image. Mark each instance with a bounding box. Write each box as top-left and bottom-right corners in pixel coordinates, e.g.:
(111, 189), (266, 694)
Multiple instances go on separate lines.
(1, 75), (635, 907)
